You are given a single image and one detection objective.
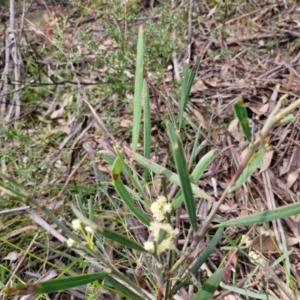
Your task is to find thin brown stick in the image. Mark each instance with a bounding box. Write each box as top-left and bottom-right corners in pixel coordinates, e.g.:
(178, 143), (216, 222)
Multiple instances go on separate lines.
(5, 232), (39, 288)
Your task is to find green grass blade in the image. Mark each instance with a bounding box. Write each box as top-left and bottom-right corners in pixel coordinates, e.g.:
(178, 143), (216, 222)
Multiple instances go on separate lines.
(190, 150), (215, 183)
(101, 228), (146, 252)
(214, 202), (300, 228)
(186, 57), (200, 98)
(123, 147), (213, 201)
(105, 275), (145, 300)
(172, 150), (215, 210)
(172, 228), (223, 294)
(166, 121), (198, 232)
(190, 228), (223, 273)
(229, 147), (265, 193)
(188, 125), (201, 170)
(115, 149), (150, 205)
(111, 271), (153, 300)
(179, 57), (200, 129)
(88, 198), (95, 222)
(262, 94), (287, 132)
(233, 99), (252, 142)
(34, 241), (103, 271)
(143, 79), (151, 159)
(280, 114), (293, 124)
(75, 194), (87, 218)
(143, 79), (151, 181)
(179, 63), (189, 129)
(112, 155), (151, 226)
(3, 272), (109, 295)
(192, 268), (224, 300)
(132, 26), (144, 152)
(220, 283), (281, 300)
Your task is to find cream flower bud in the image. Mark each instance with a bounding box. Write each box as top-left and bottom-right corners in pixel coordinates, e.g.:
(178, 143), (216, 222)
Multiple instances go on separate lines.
(241, 235), (252, 247)
(150, 196), (171, 221)
(144, 241), (155, 253)
(72, 219), (81, 230)
(85, 226), (94, 233)
(162, 203), (172, 214)
(67, 238), (76, 247)
(249, 251), (264, 265)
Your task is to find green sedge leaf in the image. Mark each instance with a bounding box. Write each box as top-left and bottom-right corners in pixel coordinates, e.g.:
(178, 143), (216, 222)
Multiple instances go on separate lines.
(143, 79), (151, 160)
(214, 202), (300, 228)
(112, 155), (151, 226)
(101, 228), (146, 252)
(179, 63), (190, 129)
(192, 268), (224, 300)
(105, 276), (145, 300)
(279, 114), (293, 124)
(172, 150), (215, 210)
(143, 79), (151, 181)
(179, 57), (200, 129)
(3, 272), (109, 296)
(233, 99), (252, 142)
(172, 228), (223, 294)
(221, 282), (281, 300)
(229, 148), (265, 193)
(190, 150), (215, 184)
(132, 26), (144, 152)
(166, 121), (197, 232)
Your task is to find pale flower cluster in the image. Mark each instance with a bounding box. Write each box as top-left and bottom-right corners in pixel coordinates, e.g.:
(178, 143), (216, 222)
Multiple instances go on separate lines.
(72, 219), (82, 231)
(144, 196), (178, 254)
(241, 235), (252, 247)
(66, 219), (95, 249)
(249, 250), (264, 265)
(85, 226), (94, 233)
(67, 238), (76, 247)
(241, 235), (264, 265)
(150, 195), (172, 222)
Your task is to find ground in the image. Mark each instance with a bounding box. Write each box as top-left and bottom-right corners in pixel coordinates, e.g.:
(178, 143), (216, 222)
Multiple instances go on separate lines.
(0, 0), (300, 299)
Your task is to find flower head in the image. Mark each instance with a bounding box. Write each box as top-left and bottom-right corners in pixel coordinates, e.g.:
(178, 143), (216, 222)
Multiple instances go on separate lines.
(144, 241), (155, 253)
(85, 226), (94, 234)
(66, 238), (76, 247)
(241, 235), (252, 247)
(150, 196), (171, 222)
(148, 221), (179, 254)
(249, 251), (264, 265)
(72, 219), (82, 230)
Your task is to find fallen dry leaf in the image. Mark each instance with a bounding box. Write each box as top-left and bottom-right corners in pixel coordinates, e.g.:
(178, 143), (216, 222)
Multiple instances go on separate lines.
(120, 119), (133, 128)
(239, 204), (248, 217)
(279, 158), (289, 176)
(259, 103), (269, 115)
(191, 79), (207, 92)
(235, 78), (246, 86)
(259, 150), (274, 173)
(228, 118), (244, 142)
(286, 237), (300, 246)
(251, 234), (278, 253)
(193, 108), (207, 129)
(286, 169), (300, 188)
(2, 251), (20, 262)
(247, 105), (260, 115)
